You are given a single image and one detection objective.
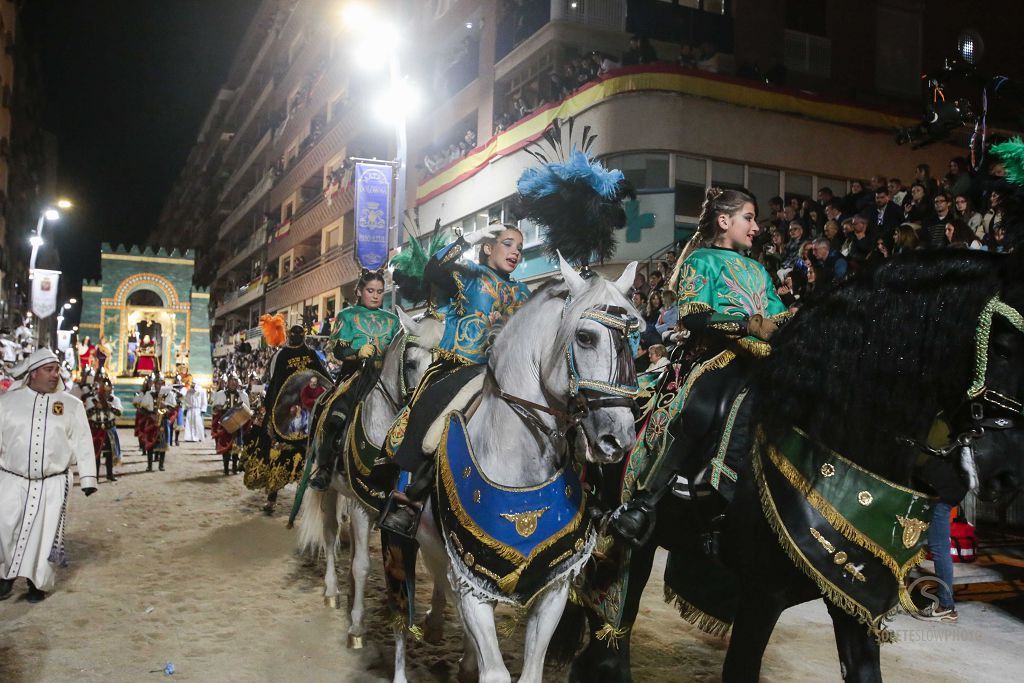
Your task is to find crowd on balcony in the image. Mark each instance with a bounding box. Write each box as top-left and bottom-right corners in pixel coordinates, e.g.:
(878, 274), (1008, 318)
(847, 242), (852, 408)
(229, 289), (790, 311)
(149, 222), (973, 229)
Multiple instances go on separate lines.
(422, 128), (478, 175)
(631, 151), (1013, 373)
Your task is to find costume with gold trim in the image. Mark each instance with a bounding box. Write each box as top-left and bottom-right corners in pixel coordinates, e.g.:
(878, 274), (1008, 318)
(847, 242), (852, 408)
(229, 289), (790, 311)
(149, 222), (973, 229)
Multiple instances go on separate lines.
(435, 412), (593, 606)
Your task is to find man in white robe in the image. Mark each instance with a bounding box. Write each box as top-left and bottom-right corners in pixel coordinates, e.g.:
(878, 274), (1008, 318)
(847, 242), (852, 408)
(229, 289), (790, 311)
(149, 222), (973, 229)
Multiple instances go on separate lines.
(183, 382), (208, 442)
(0, 349), (97, 602)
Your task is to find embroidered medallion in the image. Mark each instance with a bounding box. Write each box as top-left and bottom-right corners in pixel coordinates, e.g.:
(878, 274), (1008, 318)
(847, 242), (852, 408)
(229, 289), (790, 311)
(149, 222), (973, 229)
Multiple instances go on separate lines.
(500, 508), (548, 538)
(53, 401), (64, 415)
(896, 515), (929, 549)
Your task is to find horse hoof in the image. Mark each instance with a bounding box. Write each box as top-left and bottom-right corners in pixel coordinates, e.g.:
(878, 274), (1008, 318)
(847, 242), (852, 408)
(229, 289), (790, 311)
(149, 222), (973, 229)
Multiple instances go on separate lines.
(422, 622), (444, 645)
(347, 633), (364, 649)
(325, 595), (339, 609)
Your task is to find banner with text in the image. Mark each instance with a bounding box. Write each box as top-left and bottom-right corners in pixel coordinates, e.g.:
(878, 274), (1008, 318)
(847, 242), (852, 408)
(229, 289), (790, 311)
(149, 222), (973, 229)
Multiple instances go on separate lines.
(31, 268), (61, 319)
(354, 162), (392, 271)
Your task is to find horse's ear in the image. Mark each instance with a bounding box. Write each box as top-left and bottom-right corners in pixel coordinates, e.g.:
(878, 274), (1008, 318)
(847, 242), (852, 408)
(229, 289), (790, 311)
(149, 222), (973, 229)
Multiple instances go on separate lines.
(396, 306), (419, 336)
(558, 251), (587, 297)
(614, 261), (639, 297)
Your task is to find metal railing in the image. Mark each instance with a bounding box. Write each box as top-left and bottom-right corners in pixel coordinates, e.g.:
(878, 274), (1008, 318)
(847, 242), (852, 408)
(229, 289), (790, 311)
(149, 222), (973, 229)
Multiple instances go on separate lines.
(264, 244), (344, 293)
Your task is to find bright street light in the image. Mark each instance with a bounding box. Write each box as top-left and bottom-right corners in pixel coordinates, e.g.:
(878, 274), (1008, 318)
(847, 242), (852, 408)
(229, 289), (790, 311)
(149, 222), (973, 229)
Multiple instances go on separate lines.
(69, 298), (77, 304)
(29, 234), (44, 248)
(44, 208), (60, 221)
(56, 199), (73, 209)
(372, 78), (422, 123)
(63, 303), (72, 310)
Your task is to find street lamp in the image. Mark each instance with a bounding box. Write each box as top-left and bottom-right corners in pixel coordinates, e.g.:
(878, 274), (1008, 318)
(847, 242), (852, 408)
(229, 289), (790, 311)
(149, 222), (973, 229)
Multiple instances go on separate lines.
(338, 2), (412, 257)
(28, 200), (73, 275)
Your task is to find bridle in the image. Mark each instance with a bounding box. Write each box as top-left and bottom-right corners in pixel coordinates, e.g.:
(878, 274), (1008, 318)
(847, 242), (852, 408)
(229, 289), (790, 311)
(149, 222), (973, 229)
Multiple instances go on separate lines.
(901, 295), (1024, 461)
(490, 300), (641, 448)
(372, 331), (436, 411)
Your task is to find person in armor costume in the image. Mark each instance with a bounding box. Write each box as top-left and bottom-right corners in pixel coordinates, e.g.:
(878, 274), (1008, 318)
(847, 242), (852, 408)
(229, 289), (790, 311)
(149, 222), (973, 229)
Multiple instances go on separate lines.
(137, 374), (176, 472)
(307, 270), (399, 491)
(84, 373), (123, 481)
(211, 375), (250, 475)
(610, 187), (789, 542)
(380, 223), (531, 537)
(243, 322), (331, 512)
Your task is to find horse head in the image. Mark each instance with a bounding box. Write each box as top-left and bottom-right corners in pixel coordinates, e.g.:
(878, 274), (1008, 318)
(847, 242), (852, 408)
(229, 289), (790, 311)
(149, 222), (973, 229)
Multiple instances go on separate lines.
(953, 299), (1024, 504)
(545, 256), (641, 465)
(393, 307), (444, 400)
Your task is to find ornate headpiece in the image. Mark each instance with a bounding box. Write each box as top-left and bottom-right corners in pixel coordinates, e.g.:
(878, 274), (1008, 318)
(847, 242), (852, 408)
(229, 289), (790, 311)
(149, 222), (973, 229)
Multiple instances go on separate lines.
(391, 217), (447, 304)
(512, 117), (634, 266)
(259, 313), (287, 348)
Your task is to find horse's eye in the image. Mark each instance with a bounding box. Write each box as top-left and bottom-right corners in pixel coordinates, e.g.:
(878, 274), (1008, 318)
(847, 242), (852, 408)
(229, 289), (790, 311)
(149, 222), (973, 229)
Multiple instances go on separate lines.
(576, 330), (595, 347)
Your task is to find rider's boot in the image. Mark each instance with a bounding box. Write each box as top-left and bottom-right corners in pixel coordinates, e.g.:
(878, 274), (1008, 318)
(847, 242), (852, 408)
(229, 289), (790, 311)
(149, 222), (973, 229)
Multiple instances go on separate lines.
(105, 451), (117, 482)
(379, 459), (435, 539)
(608, 462), (681, 546)
(158, 452), (166, 471)
(309, 424), (342, 491)
(222, 453), (230, 475)
(146, 451), (154, 472)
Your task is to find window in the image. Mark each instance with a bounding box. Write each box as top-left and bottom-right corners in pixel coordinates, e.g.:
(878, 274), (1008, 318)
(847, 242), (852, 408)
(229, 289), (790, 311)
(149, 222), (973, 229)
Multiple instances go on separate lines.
(674, 155), (707, 218)
(784, 29), (831, 77)
(747, 167), (780, 217)
(324, 295), (337, 320)
(609, 153), (671, 190)
(711, 160), (744, 191)
(817, 177), (847, 198)
(784, 172), (813, 203)
(282, 201), (295, 222)
(281, 254), (292, 275)
(323, 224), (341, 252)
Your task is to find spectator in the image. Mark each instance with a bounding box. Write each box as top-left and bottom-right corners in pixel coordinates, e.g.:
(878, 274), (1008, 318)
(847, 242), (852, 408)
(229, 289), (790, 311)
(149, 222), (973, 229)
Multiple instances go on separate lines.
(648, 269), (665, 292)
(823, 219), (843, 252)
(780, 221), (808, 271)
(944, 157), (972, 198)
(817, 187), (834, 206)
(677, 43), (697, 68)
(867, 187), (902, 237)
(953, 194), (984, 238)
(888, 177), (907, 207)
(904, 181), (936, 225)
(776, 268), (806, 310)
(915, 163), (939, 197)
(982, 187), (1004, 236)
(846, 215), (877, 268)
(944, 219), (982, 250)
(812, 237), (848, 283)
(843, 180), (869, 216)
(892, 223), (921, 255)
(925, 191), (954, 249)
(622, 35), (656, 66)
(696, 40), (721, 72)
(644, 291), (665, 333)
(983, 224), (1008, 252)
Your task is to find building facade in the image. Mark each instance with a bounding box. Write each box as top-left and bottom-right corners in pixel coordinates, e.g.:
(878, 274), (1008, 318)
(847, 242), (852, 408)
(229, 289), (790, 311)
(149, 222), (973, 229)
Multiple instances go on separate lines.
(157, 0), (993, 349)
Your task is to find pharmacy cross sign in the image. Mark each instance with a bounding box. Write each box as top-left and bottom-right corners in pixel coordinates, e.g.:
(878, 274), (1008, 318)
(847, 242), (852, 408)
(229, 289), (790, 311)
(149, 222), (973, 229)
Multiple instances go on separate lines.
(621, 199), (656, 243)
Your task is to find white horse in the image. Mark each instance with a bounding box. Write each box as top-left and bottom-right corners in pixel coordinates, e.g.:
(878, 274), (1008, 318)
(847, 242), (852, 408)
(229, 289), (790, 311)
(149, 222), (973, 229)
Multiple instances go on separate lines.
(393, 258), (640, 683)
(298, 310), (444, 648)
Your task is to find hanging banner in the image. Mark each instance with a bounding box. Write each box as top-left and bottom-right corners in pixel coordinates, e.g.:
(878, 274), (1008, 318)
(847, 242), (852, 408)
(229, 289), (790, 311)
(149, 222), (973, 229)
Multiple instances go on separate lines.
(56, 330), (73, 351)
(31, 268), (61, 319)
(354, 161), (392, 270)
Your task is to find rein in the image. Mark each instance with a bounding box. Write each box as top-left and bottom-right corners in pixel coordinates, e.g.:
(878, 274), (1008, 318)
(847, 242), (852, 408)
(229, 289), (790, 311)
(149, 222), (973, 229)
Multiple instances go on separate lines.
(372, 332), (430, 411)
(488, 301), (642, 450)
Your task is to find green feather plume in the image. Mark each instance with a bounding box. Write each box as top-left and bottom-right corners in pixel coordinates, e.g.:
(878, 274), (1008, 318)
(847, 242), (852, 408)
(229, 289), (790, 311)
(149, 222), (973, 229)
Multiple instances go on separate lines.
(991, 137), (1024, 187)
(392, 218), (446, 303)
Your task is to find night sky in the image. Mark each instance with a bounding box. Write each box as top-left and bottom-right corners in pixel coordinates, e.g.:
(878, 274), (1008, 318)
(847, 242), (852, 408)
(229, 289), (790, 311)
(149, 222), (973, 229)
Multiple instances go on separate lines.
(20, 1), (259, 292)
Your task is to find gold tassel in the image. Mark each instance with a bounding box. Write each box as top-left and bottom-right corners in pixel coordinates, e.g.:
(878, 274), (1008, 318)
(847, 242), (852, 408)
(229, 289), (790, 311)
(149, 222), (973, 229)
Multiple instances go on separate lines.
(498, 562), (528, 594)
(593, 623), (630, 650)
(407, 624), (424, 641)
(662, 585), (732, 638)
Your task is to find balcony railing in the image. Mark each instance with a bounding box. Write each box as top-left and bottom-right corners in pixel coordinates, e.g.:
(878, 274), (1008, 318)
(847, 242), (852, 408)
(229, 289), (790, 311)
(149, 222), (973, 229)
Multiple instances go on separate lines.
(264, 245), (360, 311)
(217, 224), (270, 280)
(219, 127), (272, 203)
(218, 168), (276, 239)
(269, 109), (359, 208)
(267, 186), (352, 260)
(211, 281), (265, 319)
(265, 244), (342, 293)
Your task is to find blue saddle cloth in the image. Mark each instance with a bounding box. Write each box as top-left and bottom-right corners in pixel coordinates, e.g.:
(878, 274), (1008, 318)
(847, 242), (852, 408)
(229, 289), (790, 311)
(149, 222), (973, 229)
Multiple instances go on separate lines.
(434, 412), (593, 606)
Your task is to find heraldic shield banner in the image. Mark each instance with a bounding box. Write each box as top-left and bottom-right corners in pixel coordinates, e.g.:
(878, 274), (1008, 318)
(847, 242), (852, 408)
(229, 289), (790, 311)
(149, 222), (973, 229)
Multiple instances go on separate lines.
(354, 161), (392, 271)
(31, 268), (61, 319)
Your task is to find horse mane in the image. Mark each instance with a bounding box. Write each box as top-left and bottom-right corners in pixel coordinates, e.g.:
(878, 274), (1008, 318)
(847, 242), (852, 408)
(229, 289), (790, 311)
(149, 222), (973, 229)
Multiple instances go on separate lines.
(754, 249), (1022, 480)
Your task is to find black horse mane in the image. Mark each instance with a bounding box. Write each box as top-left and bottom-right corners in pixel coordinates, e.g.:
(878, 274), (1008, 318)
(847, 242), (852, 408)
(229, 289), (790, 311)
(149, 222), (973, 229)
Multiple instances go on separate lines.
(755, 249), (1024, 481)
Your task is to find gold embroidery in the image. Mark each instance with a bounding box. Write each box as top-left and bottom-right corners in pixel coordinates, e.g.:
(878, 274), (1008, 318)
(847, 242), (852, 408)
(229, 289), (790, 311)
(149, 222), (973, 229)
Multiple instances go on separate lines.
(833, 551), (848, 564)
(858, 491), (873, 506)
(843, 563), (867, 582)
(897, 515), (930, 549)
(820, 463), (836, 477)
(500, 508), (549, 538)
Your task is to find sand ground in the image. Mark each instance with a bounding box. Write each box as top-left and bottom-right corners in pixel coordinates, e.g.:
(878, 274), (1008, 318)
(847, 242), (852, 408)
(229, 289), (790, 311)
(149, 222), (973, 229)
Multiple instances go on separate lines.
(0, 430), (1021, 682)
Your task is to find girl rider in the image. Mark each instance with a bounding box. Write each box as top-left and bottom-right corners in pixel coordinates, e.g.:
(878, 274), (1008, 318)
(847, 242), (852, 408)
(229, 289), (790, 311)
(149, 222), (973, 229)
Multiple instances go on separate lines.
(308, 270), (399, 490)
(610, 187), (789, 542)
(379, 223), (531, 537)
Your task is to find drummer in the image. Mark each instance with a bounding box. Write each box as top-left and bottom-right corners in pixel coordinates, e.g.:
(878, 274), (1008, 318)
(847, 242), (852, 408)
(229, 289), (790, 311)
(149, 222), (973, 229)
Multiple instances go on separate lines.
(211, 374), (250, 476)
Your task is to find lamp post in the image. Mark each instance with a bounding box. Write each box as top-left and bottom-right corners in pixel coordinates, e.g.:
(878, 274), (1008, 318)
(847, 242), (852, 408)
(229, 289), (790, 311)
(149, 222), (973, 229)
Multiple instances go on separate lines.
(28, 199), (73, 349)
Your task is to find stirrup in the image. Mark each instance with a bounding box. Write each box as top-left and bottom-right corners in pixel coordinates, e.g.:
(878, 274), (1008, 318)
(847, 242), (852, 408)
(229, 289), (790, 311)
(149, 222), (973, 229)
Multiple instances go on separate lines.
(378, 491), (423, 540)
(609, 499), (657, 548)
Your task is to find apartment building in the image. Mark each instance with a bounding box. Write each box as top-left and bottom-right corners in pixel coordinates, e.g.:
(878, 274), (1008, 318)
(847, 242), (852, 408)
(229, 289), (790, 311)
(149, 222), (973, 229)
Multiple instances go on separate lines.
(157, 0), (987, 349)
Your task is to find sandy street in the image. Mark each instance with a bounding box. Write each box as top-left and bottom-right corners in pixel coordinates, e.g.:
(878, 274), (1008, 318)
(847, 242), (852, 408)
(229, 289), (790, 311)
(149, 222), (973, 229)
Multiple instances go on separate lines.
(0, 430), (1021, 682)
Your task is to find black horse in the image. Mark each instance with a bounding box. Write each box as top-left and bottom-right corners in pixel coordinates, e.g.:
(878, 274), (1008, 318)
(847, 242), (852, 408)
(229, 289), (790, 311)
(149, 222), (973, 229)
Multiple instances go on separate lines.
(561, 250), (1024, 682)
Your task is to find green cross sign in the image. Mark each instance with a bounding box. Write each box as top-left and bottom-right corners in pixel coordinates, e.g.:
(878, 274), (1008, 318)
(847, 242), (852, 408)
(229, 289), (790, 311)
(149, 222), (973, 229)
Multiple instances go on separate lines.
(622, 199), (656, 243)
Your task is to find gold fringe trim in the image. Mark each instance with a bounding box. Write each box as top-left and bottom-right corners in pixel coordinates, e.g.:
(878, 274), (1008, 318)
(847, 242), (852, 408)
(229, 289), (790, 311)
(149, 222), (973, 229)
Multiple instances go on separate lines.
(594, 623), (630, 650)
(497, 606), (526, 639)
(388, 612), (424, 641)
(753, 442), (898, 644)
(765, 441), (927, 579)
(662, 585), (732, 638)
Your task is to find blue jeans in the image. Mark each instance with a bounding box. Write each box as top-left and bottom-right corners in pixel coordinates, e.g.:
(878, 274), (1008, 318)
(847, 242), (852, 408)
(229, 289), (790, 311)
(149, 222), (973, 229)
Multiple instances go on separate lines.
(927, 502), (955, 608)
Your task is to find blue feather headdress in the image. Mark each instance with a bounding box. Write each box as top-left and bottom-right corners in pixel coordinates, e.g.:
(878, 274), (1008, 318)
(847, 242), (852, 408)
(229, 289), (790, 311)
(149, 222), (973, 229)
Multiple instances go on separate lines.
(512, 118), (634, 265)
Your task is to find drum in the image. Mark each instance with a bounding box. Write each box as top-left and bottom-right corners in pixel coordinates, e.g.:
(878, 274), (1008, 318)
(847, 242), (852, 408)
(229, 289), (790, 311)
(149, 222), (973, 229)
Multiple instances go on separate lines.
(221, 405), (253, 434)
